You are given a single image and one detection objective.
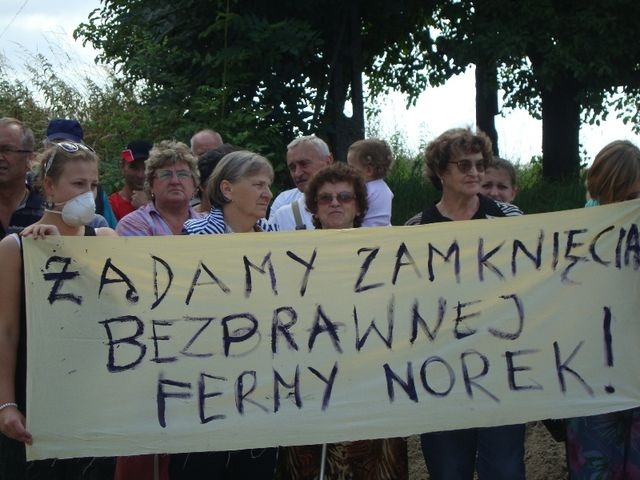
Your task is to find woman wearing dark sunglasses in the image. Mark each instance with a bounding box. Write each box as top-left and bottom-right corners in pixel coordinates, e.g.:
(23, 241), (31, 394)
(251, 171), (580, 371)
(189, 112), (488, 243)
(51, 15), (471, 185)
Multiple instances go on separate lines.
(0, 141), (116, 478)
(275, 163), (409, 480)
(419, 127), (521, 224)
(415, 127), (524, 480)
(306, 162), (368, 230)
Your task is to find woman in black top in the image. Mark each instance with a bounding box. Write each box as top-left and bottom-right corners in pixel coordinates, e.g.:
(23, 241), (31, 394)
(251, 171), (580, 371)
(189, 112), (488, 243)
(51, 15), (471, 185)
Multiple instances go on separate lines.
(413, 127), (523, 480)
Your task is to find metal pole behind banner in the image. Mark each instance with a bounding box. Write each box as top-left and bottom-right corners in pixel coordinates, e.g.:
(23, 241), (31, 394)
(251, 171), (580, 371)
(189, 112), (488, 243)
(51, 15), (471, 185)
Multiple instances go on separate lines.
(318, 443), (328, 480)
(153, 454), (159, 480)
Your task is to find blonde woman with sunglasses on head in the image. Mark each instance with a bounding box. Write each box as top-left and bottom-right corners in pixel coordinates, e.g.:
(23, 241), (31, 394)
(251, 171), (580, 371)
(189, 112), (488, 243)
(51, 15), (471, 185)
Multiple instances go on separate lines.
(0, 141), (116, 478)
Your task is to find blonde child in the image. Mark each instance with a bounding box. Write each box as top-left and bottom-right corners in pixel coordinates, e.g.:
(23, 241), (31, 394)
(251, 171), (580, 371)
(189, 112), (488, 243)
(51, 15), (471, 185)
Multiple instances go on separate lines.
(480, 157), (518, 203)
(347, 138), (394, 226)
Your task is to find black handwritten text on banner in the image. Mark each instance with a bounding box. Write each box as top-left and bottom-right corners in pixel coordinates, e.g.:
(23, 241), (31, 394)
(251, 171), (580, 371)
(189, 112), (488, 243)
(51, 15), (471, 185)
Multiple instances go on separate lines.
(23, 201), (640, 460)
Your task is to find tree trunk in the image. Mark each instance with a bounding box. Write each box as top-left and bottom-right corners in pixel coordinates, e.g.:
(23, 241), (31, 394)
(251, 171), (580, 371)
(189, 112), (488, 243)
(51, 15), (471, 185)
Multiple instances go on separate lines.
(475, 59), (499, 156)
(348, 2), (365, 150)
(322, 1), (365, 160)
(540, 78), (581, 180)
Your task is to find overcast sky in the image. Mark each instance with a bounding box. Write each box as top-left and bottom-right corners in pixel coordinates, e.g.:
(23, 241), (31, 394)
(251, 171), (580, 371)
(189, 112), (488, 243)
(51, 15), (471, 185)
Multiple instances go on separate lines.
(0, 0), (100, 70)
(1, 0), (638, 163)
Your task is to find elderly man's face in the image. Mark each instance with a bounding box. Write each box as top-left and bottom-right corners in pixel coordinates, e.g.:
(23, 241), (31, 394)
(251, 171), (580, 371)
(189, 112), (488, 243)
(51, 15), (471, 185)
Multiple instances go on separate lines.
(286, 144), (332, 192)
(0, 123), (31, 188)
(191, 133), (222, 157)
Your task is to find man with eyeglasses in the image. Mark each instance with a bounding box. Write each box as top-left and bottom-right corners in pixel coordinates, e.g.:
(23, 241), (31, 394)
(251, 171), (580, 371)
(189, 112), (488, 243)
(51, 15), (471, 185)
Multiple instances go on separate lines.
(0, 117), (42, 239)
(269, 135), (333, 231)
(108, 139), (152, 221)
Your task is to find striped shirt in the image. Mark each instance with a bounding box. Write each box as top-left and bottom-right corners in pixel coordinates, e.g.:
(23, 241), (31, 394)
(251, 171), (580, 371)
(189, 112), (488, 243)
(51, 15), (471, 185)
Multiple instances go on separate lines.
(183, 207), (274, 234)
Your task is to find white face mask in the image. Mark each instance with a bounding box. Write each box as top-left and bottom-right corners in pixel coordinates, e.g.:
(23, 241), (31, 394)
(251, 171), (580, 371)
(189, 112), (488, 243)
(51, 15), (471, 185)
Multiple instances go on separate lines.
(47, 191), (96, 227)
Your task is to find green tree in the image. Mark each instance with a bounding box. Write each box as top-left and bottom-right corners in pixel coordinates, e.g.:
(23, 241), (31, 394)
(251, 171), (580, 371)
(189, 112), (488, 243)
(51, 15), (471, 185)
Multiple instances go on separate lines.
(74, 0), (435, 184)
(0, 53), (157, 192)
(372, 0), (640, 180)
(510, 0), (640, 179)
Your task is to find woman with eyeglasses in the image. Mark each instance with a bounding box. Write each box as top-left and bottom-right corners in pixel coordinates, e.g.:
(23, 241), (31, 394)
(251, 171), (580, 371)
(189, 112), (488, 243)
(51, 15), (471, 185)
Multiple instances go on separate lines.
(0, 141), (116, 478)
(115, 140), (203, 237)
(305, 162), (368, 229)
(563, 140), (640, 480)
(414, 127), (524, 480)
(113, 140), (203, 480)
(274, 162), (409, 480)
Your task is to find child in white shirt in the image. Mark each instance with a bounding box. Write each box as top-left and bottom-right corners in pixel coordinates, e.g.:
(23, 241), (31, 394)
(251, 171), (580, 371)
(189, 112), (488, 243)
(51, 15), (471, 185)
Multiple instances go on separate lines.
(347, 139), (394, 226)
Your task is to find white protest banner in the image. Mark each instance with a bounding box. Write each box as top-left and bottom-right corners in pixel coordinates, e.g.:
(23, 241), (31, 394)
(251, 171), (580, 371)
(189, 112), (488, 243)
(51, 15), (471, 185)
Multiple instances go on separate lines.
(23, 200), (640, 460)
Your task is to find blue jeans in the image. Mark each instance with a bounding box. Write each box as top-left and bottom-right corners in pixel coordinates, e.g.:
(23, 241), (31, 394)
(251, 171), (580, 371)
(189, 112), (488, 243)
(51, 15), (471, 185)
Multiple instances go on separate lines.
(420, 424), (526, 480)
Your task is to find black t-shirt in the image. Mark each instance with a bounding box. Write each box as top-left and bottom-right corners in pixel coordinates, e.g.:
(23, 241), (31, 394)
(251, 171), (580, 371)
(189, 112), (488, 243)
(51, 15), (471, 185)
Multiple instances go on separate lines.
(420, 194), (522, 224)
(0, 186), (43, 240)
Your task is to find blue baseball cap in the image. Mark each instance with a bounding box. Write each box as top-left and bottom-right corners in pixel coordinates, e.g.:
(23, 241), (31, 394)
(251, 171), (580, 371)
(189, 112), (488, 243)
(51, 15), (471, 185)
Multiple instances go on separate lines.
(46, 119), (84, 143)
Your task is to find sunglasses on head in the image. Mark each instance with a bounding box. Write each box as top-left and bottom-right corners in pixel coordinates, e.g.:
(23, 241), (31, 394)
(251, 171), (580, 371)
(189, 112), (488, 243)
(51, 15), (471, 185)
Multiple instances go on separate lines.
(317, 191), (356, 205)
(448, 158), (486, 174)
(44, 142), (94, 176)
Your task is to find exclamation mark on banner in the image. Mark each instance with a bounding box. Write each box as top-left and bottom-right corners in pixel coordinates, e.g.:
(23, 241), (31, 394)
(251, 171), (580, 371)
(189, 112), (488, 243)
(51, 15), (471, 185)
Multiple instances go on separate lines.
(603, 306), (615, 394)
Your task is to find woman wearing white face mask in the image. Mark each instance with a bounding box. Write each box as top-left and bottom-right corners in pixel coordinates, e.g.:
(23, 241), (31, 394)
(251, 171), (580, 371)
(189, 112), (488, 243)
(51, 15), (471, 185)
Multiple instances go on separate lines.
(0, 142), (116, 478)
(37, 142), (116, 234)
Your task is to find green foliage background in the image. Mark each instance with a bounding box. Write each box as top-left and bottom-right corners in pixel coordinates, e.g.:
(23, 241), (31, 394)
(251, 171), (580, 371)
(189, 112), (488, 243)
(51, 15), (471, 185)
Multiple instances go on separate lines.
(1, 48), (588, 222)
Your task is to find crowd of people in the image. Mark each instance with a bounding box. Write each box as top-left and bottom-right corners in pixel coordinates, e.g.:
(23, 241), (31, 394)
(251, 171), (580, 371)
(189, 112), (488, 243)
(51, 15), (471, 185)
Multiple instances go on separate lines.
(0, 115), (638, 479)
